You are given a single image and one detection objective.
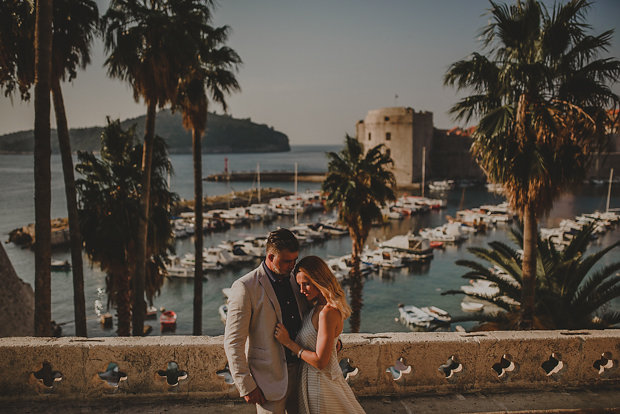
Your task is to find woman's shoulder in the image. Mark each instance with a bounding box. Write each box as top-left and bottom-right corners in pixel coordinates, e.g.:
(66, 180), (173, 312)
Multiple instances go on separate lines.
(320, 305), (342, 320)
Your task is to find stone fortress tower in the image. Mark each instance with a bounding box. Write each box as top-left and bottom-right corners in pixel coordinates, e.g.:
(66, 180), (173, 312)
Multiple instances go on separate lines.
(356, 107), (433, 187)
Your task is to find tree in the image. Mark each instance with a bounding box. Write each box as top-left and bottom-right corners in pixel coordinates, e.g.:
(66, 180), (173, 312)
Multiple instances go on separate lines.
(49, 0), (99, 337)
(33, 0), (53, 337)
(102, 0), (208, 336)
(322, 136), (396, 332)
(76, 119), (176, 336)
(443, 224), (620, 330)
(444, 0), (620, 328)
(175, 21), (240, 335)
(0, 0), (98, 337)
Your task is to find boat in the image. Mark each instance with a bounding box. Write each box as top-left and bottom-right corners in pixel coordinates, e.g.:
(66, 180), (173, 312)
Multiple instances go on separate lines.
(51, 259), (71, 271)
(145, 306), (157, 319)
(461, 279), (500, 297)
(160, 310), (177, 329)
(218, 304), (228, 323)
(461, 301), (484, 312)
(398, 304), (434, 328)
(420, 306), (451, 324)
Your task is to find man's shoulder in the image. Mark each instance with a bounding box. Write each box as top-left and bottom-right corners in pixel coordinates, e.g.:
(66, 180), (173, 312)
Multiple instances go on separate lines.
(232, 265), (265, 288)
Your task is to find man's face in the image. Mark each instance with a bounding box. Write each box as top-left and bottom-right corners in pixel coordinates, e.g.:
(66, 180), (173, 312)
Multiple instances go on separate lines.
(268, 248), (299, 276)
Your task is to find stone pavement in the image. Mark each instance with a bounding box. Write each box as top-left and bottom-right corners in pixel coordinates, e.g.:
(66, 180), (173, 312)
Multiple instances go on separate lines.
(2, 388), (619, 414)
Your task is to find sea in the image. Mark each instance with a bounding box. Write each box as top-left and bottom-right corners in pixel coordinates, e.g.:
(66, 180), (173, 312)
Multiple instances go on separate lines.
(1, 145), (618, 337)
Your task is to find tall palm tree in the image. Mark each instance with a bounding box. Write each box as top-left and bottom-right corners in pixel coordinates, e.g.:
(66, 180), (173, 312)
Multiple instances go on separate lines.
(444, 224), (620, 330)
(49, 0), (99, 338)
(33, 0), (53, 337)
(323, 136), (395, 332)
(102, 0), (209, 336)
(444, 0), (620, 328)
(76, 119), (176, 336)
(175, 22), (240, 336)
(0, 0), (98, 337)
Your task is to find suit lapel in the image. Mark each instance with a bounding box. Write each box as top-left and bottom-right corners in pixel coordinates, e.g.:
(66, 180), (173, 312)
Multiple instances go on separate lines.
(258, 267), (282, 322)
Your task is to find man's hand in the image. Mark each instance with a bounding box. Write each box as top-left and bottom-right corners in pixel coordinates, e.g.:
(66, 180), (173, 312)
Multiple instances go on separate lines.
(243, 387), (266, 405)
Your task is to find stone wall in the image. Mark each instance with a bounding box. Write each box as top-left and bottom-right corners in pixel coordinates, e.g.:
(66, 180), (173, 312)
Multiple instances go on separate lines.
(0, 330), (617, 402)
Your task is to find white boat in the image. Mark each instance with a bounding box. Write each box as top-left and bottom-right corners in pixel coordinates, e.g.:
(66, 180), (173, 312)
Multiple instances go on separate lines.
(362, 248), (404, 268)
(420, 306), (451, 324)
(428, 180), (455, 191)
(461, 279), (500, 297)
(461, 301), (484, 312)
(398, 305), (434, 327)
(378, 234), (434, 262)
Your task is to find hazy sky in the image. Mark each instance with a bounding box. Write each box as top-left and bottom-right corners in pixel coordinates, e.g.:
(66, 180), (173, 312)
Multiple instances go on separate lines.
(1, 0), (618, 145)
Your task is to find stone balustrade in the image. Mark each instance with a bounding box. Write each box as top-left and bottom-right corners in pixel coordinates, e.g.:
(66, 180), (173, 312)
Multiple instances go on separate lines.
(0, 330), (618, 402)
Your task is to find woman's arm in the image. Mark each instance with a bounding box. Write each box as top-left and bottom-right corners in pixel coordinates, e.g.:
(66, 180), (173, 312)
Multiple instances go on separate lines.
(274, 307), (341, 370)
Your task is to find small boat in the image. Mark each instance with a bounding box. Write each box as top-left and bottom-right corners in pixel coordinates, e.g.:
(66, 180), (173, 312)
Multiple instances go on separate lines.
(398, 304), (434, 328)
(461, 301), (484, 312)
(145, 305), (157, 319)
(160, 310), (177, 329)
(218, 304), (228, 323)
(51, 259), (71, 271)
(421, 306), (451, 324)
(429, 241), (444, 249)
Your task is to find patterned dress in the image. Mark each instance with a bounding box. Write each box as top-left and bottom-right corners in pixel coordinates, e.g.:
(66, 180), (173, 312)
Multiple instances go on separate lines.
(296, 307), (365, 414)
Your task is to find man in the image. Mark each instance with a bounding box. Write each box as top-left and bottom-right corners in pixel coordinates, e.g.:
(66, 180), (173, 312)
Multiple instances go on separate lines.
(224, 228), (308, 413)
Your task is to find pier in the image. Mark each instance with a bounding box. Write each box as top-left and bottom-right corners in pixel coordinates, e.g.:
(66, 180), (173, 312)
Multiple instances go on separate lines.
(204, 171), (326, 182)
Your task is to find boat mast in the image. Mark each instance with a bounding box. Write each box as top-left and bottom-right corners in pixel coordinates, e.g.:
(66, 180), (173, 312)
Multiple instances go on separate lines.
(606, 168), (614, 213)
(257, 163), (261, 203)
(294, 162), (298, 225)
(421, 146), (426, 198)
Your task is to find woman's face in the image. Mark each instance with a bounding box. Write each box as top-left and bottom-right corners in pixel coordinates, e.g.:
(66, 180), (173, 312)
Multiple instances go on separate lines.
(296, 270), (322, 302)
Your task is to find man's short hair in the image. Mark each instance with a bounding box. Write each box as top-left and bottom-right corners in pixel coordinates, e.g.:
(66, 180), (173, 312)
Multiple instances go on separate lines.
(266, 228), (299, 254)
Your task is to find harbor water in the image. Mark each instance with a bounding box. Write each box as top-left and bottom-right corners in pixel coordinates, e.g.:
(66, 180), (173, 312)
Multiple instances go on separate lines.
(0, 145), (618, 337)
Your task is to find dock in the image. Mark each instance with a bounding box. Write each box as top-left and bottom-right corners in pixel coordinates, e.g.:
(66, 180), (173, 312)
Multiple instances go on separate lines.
(204, 171), (326, 182)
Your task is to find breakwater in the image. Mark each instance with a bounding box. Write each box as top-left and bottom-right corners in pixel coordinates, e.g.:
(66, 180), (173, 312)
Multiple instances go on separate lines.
(205, 171), (326, 182)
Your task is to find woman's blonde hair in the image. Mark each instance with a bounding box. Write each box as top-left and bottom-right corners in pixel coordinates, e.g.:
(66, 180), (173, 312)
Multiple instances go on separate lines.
(295, 256), (351, 320)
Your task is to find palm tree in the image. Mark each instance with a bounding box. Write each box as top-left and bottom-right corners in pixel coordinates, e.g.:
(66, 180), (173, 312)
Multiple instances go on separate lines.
(33, 0), (53, 337)
(444, 0), (620, 328)
(49, 0), (99, 338)
(323, 136), (395, 332)
(0, 0), (98, 337)
(102, 0), (209, 336)
(76, 119), (176, 336)
(443, 224), (620, 330)
(175, 22), (240, 336)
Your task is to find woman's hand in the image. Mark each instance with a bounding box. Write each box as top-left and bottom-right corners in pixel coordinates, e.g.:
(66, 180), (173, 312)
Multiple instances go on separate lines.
(274, 322), (291, 345)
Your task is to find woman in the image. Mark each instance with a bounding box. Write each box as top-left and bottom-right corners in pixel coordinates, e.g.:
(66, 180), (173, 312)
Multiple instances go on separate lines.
(274, 255), (365, 414)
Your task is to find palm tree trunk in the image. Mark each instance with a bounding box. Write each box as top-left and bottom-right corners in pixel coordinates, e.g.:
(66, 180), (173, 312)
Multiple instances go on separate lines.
(33, 0), (53, 337)
(192, 127), (204, 335)
(51, 78), (87, 337)
(132, 100), (157, 336)
(116, 270), (132, 336)
(348, 274), (363, 333)
(520, 205), (538, 329)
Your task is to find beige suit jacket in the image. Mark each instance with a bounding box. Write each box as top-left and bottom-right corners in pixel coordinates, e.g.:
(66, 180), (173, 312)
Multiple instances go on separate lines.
(224, 264), (308, 401)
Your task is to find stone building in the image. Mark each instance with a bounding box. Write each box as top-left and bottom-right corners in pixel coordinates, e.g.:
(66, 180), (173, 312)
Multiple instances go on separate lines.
(356, 107), (433, 187)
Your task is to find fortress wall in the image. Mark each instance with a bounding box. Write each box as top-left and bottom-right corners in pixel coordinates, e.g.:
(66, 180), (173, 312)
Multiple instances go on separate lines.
(0, 330), (618, 402)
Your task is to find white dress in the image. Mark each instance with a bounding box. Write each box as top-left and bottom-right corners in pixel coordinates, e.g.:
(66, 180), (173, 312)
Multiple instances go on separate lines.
(296, 307), (365, 414)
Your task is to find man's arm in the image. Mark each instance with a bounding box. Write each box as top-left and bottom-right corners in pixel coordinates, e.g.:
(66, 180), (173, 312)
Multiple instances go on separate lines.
(224, 280), (258, 398)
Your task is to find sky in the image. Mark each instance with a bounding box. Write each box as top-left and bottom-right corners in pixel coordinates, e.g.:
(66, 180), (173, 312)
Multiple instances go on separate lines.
(1, 0), (619, 145)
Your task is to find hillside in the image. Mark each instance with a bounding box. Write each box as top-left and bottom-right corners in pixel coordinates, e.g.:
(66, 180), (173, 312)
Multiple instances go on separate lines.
(0, 109), (290, 154)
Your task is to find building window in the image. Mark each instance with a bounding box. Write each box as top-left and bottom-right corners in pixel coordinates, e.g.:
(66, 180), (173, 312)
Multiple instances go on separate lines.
(386, 148), (391, 158)
(368, 132), (371, 141)
(384, 116), (390, 121)
(386, 132), (391, 141)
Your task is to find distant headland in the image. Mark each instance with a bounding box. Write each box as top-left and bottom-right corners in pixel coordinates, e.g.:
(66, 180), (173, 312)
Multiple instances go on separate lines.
(0, 109), (290, 154)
